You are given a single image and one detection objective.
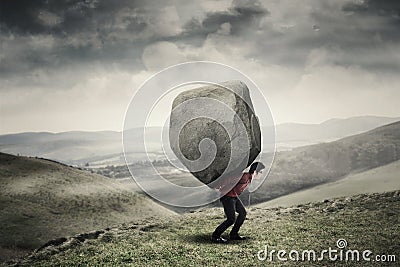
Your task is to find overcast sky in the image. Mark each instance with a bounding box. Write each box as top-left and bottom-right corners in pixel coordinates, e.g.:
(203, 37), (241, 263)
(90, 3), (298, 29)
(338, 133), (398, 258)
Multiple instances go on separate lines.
(1, 0), (399, 134)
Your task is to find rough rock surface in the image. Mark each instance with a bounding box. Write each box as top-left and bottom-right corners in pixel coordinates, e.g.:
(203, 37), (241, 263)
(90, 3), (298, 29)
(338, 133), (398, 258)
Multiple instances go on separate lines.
(169, 80), (261, 186)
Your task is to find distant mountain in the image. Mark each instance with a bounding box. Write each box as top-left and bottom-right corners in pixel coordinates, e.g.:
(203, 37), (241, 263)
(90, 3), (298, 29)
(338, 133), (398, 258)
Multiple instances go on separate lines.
(270, 115), (400, 150)
(0, 153), (176, 262)
(0, 128), (166, 166)
(250, 120), (400, 203)
(0, 116), (398, 165)
(0, 131), (122, 165)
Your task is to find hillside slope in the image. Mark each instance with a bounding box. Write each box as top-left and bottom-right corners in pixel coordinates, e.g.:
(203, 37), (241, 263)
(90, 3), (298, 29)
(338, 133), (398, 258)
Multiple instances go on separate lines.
(0, 153), (176, 262)
(7, 190), (399, 266)
(251, 121), (400, 203)
(257, 160), (400, 208)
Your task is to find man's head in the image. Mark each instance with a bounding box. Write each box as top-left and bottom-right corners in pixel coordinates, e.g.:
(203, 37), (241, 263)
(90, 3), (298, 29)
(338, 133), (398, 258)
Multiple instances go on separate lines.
(249, 162), (265, 178)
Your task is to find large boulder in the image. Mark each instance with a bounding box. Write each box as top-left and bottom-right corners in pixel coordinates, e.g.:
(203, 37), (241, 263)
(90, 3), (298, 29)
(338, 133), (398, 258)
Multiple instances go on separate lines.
(169, 80), (261, 186)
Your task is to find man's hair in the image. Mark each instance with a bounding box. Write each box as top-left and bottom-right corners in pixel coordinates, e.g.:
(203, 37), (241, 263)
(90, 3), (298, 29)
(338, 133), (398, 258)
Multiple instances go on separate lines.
(249, 162), (265, 174)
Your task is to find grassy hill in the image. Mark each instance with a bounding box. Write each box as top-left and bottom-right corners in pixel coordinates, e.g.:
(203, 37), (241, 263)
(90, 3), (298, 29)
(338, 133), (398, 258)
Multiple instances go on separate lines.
(251, 121), (400, 203)
(257, 160), (400, 208)
(0, 153), (176, 262)
(5, 190), (399, 266)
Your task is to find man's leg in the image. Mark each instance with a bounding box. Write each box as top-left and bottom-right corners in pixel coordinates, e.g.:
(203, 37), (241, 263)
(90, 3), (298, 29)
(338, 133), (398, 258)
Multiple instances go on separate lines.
(212, 196), (236, 238)
(230, 197), (247, 237)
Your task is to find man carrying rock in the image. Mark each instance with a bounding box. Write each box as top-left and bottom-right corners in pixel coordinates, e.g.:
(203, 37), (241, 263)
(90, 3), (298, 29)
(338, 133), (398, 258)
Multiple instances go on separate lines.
(211, 162), (265, 243)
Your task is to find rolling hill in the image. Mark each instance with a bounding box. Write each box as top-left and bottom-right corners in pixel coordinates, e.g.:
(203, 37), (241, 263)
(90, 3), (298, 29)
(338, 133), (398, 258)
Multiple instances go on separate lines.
(250, 120), (400, 203)
(0, 153), (176, 262)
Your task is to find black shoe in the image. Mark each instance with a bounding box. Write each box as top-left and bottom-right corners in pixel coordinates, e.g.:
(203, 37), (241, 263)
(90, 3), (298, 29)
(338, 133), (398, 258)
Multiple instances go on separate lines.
(211, 236), (227, 244)
(229, 234), (246, 240)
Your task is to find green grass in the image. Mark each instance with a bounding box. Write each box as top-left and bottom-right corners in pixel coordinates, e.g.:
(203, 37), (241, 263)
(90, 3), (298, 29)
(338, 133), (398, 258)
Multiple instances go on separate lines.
(9, 190), (399, 267)
(0, 153), (176, 262)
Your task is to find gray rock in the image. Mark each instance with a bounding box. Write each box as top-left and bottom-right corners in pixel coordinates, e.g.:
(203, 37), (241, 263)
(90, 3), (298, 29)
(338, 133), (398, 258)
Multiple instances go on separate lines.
(169, 80), (261, 186)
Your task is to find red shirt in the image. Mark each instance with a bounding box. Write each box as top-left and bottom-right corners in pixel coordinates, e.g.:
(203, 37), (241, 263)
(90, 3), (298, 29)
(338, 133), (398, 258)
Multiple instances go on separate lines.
(220, 172), (252, 197)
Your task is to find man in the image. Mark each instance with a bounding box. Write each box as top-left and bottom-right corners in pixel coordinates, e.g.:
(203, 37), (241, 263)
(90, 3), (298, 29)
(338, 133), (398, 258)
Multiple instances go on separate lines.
(211, 162), (265, 243)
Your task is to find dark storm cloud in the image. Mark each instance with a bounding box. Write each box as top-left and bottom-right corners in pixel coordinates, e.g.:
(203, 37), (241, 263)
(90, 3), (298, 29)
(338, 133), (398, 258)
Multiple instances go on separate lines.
(306, 0), (400, 72)
(202, 3), (269, 34)
(0, 0), (271, 84)
(342, 0), (400, 42)
(1, 0), (400, 86)
(0, 0), (149, 35)
(0, 0), (167, 83)
(0, 0), (67, 34)
(183, 0), (269, 37)
(342, 0), (400, 20)
(245, 1), (400, 72)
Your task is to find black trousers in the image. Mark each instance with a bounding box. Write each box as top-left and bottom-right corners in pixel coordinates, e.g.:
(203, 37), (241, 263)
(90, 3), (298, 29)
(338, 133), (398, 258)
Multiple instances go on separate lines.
(212, 195), (247, 238)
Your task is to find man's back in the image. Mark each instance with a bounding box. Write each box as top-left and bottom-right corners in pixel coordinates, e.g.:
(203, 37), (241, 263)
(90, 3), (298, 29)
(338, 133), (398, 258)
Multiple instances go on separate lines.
(222, 172), (252, 197)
